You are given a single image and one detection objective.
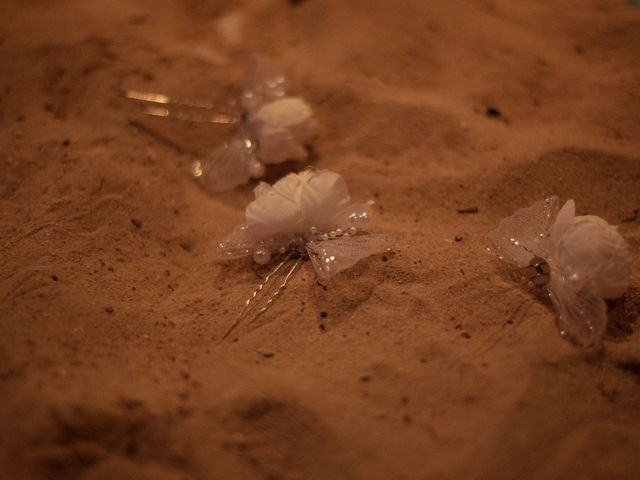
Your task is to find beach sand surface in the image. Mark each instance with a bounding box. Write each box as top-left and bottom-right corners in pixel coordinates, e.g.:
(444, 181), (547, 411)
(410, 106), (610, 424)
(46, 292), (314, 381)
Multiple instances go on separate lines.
(1, 1), (639, 479)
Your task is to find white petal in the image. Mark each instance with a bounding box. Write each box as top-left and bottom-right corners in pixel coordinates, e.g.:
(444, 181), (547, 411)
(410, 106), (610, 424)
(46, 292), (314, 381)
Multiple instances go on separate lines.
(271, 171), (309, 201)
(247, 97), (316, 165)
(299, 171), (351, 228)
(551, 214), (631, 298)
(250, 97), (313, 132)
(242, 170), (357, 241)
(549, 199), (575, 252)
(245, 188), (303, 238)
(253, 181), (272, 199)
(258, 128), (309, 165)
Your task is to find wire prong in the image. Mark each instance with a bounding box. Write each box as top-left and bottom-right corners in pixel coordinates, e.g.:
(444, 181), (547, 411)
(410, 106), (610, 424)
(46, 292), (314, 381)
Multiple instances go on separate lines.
(222, 255), (291, 340)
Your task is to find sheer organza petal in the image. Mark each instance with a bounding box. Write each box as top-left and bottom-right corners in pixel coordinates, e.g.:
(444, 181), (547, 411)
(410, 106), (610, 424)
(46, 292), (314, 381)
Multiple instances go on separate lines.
(240, 54), (289, 112)
(333, 201), (375, 230)
(215, 223), (293, 262)
(485, 196), (559, 269)
(194, 137), (256, 193)
(306, 234), (395, 279)
(547, 269), (607, 347)
(215, 223), (257, 261)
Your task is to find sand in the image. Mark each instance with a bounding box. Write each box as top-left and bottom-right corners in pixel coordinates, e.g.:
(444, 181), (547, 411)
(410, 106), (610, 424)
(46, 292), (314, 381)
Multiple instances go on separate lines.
(1, 1), (640, 479)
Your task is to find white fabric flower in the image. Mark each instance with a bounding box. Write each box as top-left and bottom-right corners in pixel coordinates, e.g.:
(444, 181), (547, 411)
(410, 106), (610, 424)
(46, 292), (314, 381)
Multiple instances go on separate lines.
(549, 200), (632, 298)
(245, 170), (350, 239)
(246, 97), (316, 165)
(486, 196), (632, 347)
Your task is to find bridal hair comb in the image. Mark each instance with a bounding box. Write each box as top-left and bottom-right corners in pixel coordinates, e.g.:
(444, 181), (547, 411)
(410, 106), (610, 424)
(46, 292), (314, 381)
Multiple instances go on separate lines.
(218, 169), (394, 338)
(126, 54), (316, 192)
(486, 196), (632, 347)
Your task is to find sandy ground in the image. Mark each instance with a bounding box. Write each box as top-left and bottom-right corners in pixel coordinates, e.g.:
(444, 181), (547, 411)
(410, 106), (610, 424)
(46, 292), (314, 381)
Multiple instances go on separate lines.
(1, 1), (640, 479)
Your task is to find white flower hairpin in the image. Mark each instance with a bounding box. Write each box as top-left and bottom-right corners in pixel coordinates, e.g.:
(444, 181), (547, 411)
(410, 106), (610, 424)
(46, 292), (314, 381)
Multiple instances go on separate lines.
(126, 54), (316, 192)
(218, 169), (394, 339)
(486, 196), (632, 347)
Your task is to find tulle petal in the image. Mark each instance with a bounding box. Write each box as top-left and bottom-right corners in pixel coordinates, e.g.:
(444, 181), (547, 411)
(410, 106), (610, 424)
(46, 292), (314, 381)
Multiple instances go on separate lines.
(547, 269), (607, 347)
(333, 201), (375, 230)
(485, 196), (559, 268)
(193, 137), (256, 193)
(215, 223), (256, 261)
(215, 223), (292, 262)
(240, 53), (289, 112)
(306, 234), (394, 279)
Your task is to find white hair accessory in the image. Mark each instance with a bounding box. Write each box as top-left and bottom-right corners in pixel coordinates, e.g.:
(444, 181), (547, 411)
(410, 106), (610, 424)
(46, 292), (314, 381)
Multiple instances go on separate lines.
(193, 54), (316, 192)
(486, 196), (632, 347)
(126, 54), (316, 192)
(218, 169), (394, 338)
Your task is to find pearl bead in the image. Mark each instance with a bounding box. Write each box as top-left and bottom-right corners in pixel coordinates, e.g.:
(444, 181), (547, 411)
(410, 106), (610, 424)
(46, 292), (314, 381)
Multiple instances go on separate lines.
(348, 226), (357, 235)
(191, 160), (203, 177)
(335, 228), (343, 236)
(329, 230), (337, 239)
(318, 233), (329, 242)
(248, 158), (265, 179)
(253, 247), (271, 265)
(310, 226), (317, 234)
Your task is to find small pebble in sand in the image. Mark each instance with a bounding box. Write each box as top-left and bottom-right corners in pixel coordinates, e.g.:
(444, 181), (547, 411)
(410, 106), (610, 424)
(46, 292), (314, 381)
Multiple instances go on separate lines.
(485, 107), (502, 118)
(105, 306), (114, 314)
(457, 207), (478, 214)
(131, 218), (142, 229)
